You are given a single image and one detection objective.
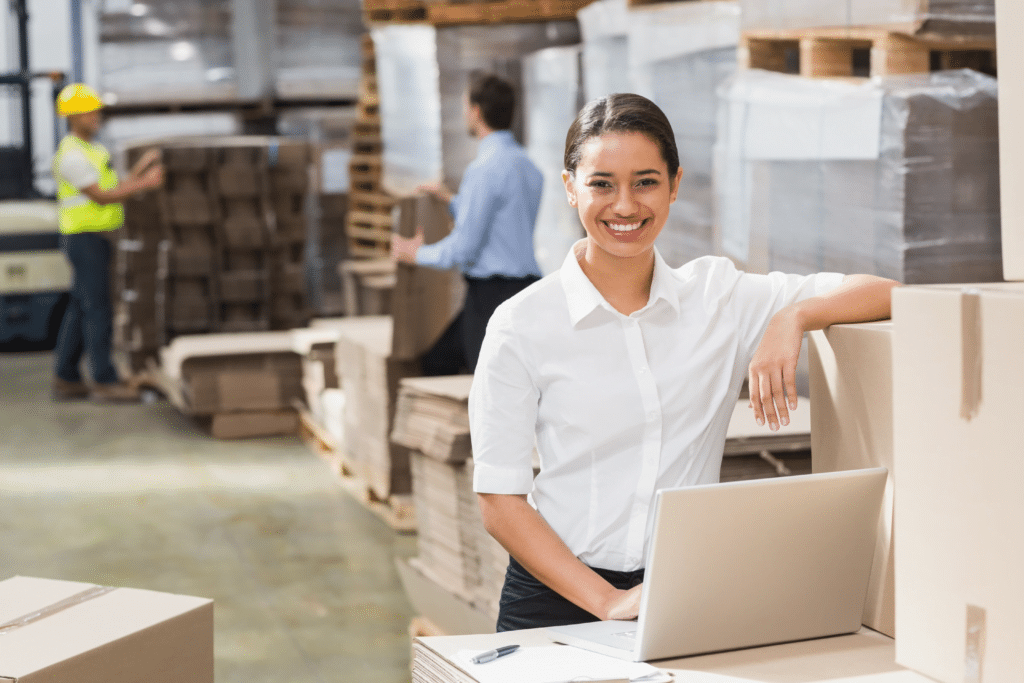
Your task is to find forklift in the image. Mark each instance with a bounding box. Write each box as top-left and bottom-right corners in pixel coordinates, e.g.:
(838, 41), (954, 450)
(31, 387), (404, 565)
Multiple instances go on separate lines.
(0, 0), (68, 348)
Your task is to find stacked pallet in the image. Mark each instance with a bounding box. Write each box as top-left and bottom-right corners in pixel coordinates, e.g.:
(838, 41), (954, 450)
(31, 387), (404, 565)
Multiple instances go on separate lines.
(715, 0), (1001, 283)
(346, 35), (397, 261)
(392, 375), (509, 619)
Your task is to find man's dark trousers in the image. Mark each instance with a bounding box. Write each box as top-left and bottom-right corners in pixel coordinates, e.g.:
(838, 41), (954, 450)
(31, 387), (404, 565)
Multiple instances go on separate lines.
(54, 231), (118, 385)
(421, 274), (539, 376)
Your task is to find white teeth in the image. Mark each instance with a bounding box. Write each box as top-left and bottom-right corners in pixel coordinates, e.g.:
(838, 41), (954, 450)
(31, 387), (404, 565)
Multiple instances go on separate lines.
(606, 221), (643, 232)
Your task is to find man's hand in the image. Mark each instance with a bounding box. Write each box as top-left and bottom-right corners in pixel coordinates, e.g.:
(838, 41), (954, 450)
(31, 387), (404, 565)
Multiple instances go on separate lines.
(749, 307), (804, 431)
(416, 181), (453, 204)
(602, 584), (644, 621)
(138, 164), (164, 190)
(130, 148), (161, 178)
(391, 227), (425, 264)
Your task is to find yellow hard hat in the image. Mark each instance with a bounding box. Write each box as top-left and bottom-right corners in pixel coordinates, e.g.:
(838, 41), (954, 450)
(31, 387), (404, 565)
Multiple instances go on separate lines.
(56, 83), (104, 117)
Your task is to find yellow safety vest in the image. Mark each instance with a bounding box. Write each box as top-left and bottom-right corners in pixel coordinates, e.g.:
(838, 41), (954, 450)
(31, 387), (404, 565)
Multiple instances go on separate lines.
(53, 135), (125, 235)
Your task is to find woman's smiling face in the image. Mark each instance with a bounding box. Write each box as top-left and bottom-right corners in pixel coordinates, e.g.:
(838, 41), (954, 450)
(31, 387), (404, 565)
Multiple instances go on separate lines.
(563, 130), (681, 260)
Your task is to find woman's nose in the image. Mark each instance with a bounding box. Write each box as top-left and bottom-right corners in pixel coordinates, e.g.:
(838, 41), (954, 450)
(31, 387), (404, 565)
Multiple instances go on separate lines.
(613, 186), (639, 216)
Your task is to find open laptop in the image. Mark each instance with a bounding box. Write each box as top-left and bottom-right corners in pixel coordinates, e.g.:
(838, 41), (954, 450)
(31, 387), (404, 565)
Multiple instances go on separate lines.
(548, 468), (887, 662)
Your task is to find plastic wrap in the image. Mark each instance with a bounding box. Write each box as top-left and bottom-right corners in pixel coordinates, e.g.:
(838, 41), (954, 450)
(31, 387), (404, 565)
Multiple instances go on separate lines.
(714, 69), (1002, 284)
(275, 0), (364, 99)
(739, 0), (995, 35)
(577, 0), (632, 101)
(98, 0), (236, 104)
(523, 46), (585, 275)
(627, 1), (739, 267)
(374, 22), (580, 196)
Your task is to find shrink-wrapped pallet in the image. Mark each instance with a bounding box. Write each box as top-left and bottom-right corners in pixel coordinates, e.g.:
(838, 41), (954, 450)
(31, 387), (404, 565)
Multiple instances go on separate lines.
(577, 0), (632, 102)
(714, 69), (1002, 283)
(628, 1), (740, 266)
(523, 46), (586, 275)
(372, 22), (580, 196)
(739, 0), (994, 36)
(276, 0), (364, 99)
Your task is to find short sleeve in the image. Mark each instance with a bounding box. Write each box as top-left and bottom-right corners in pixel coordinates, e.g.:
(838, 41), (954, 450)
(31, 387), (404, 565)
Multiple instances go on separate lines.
(469, 304), (538, 495)
(727, 264), (845, 358)
(57, 147), (101, 189)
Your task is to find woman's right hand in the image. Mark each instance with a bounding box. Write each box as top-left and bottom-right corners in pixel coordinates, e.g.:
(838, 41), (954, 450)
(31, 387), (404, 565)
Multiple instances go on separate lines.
(602, 583), (644, 621)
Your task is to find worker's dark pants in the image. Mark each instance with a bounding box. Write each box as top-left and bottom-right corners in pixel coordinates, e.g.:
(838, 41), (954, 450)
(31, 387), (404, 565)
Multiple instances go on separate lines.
(421, 274), (540, 376)
(54, 231), (118, 385)
(496, 556), (646, 632)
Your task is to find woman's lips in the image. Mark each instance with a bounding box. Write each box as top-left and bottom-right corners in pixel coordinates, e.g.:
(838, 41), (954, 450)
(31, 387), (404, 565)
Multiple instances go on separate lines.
(602, 218), (650, 243)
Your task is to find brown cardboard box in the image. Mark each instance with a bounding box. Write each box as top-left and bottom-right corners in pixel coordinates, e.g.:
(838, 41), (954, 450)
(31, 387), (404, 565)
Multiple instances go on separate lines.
(997, 0), (1023, 280)
(219, 270), (267, 302)
(181, 353), (303, 414)
(161, 145), (211, 173)
(392, 194), (462, 360)
(892, 284), (1024, 683)
(221, 200), (267, 248)
(0, 576), (213, 683)
(210, 410), (299, 439)
(808, 324), (894, 638)
(216, 164), (262, 198)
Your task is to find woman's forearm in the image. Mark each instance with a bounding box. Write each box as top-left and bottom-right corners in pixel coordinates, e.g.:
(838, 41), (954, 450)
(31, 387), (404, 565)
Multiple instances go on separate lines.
(478, 493), (623, 620)
(792, 274), (899, 332)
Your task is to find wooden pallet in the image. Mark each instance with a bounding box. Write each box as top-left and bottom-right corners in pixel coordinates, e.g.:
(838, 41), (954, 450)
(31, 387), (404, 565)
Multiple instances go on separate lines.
(741, 27), (997, 79)
(363, 0), (427, 23)
(298, 406), (417, 533)
(427, 0), (595, 25)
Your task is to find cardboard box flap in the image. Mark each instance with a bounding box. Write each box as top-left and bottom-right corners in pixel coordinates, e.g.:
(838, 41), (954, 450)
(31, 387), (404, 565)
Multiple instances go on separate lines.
(0, 578), (211, 679)
(289, 327), (344, 356)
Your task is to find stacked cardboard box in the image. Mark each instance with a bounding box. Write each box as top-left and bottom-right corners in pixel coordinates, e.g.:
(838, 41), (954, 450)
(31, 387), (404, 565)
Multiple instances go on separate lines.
(267, 143), (314, 330)
(0, 576), (214, 683)
(290, 324), (345, 426)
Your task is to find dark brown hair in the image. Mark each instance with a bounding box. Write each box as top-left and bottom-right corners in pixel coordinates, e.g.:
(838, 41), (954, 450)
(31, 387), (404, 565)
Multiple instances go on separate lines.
(468, 74), (515, 131)
(563, 93), (679, 179)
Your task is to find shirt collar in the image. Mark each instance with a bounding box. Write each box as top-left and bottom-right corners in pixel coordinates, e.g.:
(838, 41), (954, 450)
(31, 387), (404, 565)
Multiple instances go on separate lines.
(478, 130), (514, 156)
(560, 240), (681, 327)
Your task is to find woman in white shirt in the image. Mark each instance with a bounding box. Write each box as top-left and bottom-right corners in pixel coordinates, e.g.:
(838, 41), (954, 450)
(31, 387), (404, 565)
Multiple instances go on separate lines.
(469, 93), (899, 632)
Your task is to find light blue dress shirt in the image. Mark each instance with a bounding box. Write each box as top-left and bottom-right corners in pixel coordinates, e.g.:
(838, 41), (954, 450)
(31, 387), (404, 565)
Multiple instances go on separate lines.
(416, 130), (543, 279)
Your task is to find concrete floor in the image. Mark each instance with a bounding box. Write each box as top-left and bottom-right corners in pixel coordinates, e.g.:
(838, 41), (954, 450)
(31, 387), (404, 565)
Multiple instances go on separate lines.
(0, 352), (417, 683)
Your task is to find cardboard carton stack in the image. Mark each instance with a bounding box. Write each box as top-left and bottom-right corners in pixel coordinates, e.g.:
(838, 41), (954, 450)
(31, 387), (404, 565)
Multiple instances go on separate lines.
(156, 145), (219, 341)
(392, 375), (509, 620)
(159, 331), (306, 439)
(290, 324), (345, 427)
(114, 137), (317, 373)
(113, 172), (164, 374)
(267, 143), (314, 330)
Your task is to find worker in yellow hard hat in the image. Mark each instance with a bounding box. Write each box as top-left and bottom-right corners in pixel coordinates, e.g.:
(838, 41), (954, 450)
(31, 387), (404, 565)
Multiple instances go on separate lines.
(51, 83), (164, 402)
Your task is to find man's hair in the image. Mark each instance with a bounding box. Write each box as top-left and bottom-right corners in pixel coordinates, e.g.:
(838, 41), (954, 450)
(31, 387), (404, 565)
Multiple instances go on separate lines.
(468, 74), (515, 131)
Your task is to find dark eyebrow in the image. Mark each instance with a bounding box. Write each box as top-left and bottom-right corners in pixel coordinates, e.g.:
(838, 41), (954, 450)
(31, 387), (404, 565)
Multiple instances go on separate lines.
(587, 169), (662, 178)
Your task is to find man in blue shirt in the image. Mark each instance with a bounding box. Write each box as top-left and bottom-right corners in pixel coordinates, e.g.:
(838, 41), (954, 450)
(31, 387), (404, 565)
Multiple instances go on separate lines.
(392, 74), (543, 375)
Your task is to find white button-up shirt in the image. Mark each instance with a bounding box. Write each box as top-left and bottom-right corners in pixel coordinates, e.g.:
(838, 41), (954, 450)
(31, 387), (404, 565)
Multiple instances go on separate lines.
(469, 244), (844, 572)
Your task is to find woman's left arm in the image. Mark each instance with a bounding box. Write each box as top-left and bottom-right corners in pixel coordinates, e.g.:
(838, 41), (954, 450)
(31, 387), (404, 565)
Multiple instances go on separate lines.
(749, 274), (900, 431)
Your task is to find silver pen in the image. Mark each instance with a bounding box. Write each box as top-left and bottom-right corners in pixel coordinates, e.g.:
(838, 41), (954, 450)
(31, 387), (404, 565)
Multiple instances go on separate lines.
(471, 644), (520, 664)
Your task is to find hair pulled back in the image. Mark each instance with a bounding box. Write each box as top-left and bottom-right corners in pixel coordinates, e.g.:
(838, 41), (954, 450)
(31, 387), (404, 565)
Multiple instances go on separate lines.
(563, 94), (679, 179)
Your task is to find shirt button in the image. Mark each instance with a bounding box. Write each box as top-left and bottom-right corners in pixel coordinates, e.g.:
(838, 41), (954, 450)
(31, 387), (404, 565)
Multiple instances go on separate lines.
(638, 366), (648, 374)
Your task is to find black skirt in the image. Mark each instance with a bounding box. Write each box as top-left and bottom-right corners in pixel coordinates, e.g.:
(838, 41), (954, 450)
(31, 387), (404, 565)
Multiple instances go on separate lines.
(496, 556), (646, 632)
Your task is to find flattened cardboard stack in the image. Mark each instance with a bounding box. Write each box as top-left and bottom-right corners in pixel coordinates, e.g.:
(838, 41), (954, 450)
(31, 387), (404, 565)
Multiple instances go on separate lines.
(291, 325), (344, 427)
(334, 316), (419, 498)
(114, 137), (316, 374)
(158, 331), (305, 439)
(392, 376), (509, 622)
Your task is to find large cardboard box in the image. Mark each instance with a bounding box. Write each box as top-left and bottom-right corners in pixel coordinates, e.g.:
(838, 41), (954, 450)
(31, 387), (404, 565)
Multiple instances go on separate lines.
(809, 323), (895, 638)
(892, 284), (1024, 682)
(997, 0), (1024, 280)
(0, 576), (213, 683)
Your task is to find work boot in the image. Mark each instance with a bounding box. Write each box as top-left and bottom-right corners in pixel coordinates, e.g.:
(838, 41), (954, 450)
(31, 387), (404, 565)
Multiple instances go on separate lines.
(90, 380), (141, 403)
(52, 378), (91, 401)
